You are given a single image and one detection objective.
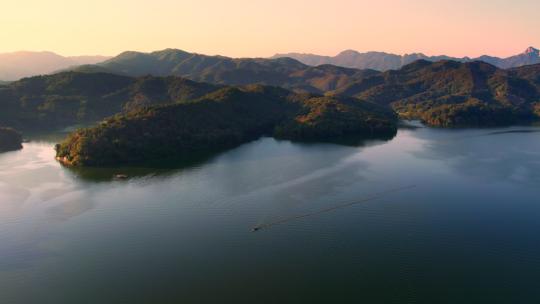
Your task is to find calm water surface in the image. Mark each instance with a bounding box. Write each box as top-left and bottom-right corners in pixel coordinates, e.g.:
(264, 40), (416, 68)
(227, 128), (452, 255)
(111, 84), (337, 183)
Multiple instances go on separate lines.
(1, 125), (540, 303)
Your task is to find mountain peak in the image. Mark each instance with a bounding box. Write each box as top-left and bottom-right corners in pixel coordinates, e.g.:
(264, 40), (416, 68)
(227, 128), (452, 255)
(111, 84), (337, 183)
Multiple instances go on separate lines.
(337, 49), (360, 56)
(524, 47), (539, 56)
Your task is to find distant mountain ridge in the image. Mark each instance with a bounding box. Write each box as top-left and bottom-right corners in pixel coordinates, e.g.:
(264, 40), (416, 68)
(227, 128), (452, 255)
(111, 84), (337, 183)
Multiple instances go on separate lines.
(2, 47), (539, 81)
(2, 59), (539, 132)
(0, 51), (111, 81)
(72, 49), (381, 94)
(272, 47), (540, 71)
(71, 48), (540, 92)
(68, 48), (540, 127)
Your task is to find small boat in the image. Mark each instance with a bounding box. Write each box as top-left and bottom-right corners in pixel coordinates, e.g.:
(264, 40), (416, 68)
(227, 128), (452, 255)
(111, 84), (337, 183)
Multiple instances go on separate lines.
(252, 227), (261, 232)
(114, 174), (128, 180)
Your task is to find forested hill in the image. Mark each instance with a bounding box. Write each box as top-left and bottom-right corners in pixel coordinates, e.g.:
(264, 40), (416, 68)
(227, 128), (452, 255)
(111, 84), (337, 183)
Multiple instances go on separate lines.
(0, 72), (221, 130)
(329, 60), (540, 127)
(0, 59), (536, 166)
(55, 86), (398, 166)
(67, 48), (540, 127)
(2, 59), (540, 134)
(509, 63), (540, 89)
(72, 49), (380, 94)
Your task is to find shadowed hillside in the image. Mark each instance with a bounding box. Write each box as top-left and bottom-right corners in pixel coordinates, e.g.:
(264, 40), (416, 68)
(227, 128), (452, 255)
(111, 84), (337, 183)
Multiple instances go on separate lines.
(2, 59), (540, 135)
(73, 49), (380, 93)
(329, 60), (540, 127)
(55, 86), (397, 166)
(0, 72), (221, 130)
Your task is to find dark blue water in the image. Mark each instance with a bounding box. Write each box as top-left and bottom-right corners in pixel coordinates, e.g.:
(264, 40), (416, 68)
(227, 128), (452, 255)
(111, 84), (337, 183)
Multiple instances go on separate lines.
(1, 124), (539, 303)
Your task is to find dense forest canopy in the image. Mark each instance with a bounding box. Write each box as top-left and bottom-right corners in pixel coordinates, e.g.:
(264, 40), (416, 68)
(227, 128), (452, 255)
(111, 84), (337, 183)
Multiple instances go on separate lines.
(330, 60), (540, 126)
(71, 51), (540, 127)
(0, 72), (221, 130)
(55, 86), (397, 166)
(0, 58), (539, 165)
(73, 49), (381, 94)
(0, 59), (538, 134)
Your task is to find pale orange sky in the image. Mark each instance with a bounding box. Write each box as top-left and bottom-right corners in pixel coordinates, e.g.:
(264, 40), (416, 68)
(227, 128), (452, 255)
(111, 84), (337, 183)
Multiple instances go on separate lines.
(1, 0), (538, 58)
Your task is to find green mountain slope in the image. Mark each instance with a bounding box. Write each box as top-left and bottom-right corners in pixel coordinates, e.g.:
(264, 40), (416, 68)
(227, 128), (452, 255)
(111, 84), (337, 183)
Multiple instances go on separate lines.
(510, 63), (540, 89)
(74, 49), (380, 94)
(330, 60), (540, 126)
(0, 72), (221, 130)
(55, 86), (397, 166)
(3, 59), (540, 133)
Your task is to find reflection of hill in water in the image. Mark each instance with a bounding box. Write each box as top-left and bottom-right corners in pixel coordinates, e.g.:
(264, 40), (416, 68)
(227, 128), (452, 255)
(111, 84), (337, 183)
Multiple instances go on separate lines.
(64, 146), (230, 183)
(65, 132), (397, 183)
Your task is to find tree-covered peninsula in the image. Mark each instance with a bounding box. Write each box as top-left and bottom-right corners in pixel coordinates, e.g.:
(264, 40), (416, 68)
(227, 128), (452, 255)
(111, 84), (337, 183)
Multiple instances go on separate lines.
(55, 86), (397, 166)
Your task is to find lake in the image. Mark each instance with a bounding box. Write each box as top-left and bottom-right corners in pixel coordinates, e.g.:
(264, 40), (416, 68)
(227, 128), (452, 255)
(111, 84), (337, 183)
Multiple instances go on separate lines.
(1, 124), (540, 303)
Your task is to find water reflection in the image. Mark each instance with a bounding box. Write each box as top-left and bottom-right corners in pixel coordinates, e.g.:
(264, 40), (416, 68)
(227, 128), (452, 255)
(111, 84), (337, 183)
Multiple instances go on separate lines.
(61, 133), (396, 182)
(410, 125), (540, 185)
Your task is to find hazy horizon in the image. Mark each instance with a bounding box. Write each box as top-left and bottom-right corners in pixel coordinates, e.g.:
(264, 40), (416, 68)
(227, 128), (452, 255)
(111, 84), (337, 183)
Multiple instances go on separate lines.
(2, 0), (539, 58)
(0, 45), (539, 59)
